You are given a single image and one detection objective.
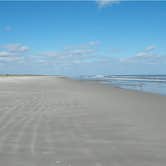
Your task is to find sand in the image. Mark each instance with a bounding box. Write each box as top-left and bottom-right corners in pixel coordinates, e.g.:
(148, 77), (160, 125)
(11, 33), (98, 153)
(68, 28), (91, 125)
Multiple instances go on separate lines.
(0, 76), (166, 166)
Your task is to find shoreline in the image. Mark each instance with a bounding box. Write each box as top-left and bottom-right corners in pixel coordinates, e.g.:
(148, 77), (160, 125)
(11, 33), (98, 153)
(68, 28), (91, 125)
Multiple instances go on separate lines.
(0, 75), (166, 97)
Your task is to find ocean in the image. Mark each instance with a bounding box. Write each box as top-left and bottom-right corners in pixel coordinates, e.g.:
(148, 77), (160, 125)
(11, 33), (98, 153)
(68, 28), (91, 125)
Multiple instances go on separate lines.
(78, 75), (166, 96)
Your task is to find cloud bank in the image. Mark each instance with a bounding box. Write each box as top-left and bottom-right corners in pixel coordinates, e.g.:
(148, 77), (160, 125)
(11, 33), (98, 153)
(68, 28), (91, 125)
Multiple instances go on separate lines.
(0, 42), (165, 75)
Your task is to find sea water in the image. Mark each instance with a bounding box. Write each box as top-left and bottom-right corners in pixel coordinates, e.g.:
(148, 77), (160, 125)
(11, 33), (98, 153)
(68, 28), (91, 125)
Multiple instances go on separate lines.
(79, 75), (166, 96)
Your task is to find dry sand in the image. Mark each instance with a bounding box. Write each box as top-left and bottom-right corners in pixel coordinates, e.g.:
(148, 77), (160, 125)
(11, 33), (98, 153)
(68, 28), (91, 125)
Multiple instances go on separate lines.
(0, 76), (166, 166)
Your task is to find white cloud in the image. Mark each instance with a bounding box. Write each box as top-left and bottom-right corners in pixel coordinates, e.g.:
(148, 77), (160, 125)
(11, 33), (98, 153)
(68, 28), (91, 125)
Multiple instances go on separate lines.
(135, 45), (156, 58)
(122, 54), (162, 64)
(145, 45), (156, 52)
(120, 45), (166, 64)
(0, 51), (13, 57)
(0, 51), (24, 63)
(0, 57), (23, 62)
(88, 40), (100, 46)
(97, 0), (120, 8)
(3, 43), (29, 52)
(31, 41), (106, 68)
(0, 43), (30, 64)
(40, 51), (57, 57)
(40, 41), (99, 65)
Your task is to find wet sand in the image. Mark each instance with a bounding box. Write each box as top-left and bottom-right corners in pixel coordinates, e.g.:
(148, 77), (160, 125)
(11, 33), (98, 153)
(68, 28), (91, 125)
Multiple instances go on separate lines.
(0, 76), (166, 166)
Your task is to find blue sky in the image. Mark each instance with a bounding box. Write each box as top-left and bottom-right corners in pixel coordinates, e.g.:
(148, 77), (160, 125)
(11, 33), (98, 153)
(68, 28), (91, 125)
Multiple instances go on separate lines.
(0, 0), (166, 76)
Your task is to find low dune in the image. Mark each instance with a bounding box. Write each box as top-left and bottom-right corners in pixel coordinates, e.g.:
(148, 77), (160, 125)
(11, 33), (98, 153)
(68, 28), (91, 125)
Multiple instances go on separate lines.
(0, 76), (166, 166)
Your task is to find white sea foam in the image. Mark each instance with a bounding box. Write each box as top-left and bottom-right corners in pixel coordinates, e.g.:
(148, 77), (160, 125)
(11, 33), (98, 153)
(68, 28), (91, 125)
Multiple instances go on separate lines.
(85, 75), (166, 83)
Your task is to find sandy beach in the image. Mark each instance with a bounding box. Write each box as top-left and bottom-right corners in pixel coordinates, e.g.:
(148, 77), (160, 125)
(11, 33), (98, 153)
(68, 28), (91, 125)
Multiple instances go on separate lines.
(0, 76), (166, 166)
